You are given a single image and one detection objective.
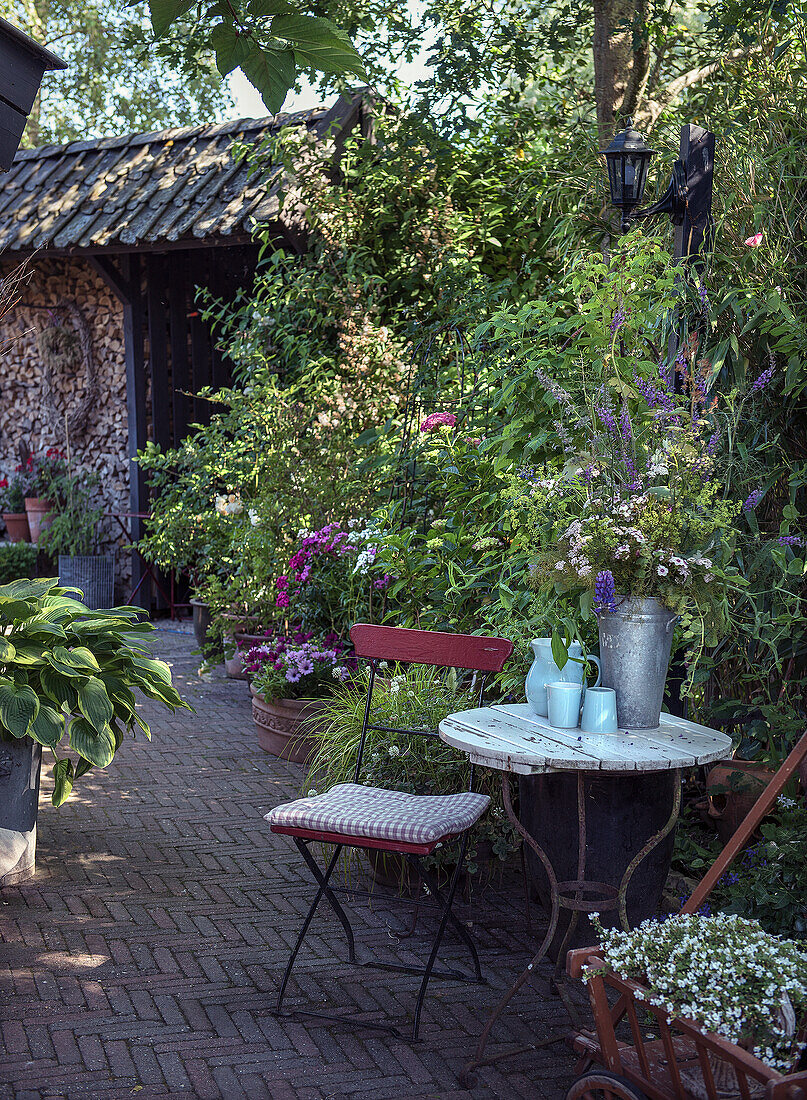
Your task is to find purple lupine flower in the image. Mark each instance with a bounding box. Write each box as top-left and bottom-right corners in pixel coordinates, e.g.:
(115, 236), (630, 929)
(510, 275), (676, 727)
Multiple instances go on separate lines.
(751, 354), (776, 393)
(778, 535), (805, 547)
(593, 569), (617, 614)
(743, 488), (764, 511)
(706, 431), (719, 456)
(697, 280), (709, 314)
(610, 303), (627, 335)
(619, 405), (632, 442)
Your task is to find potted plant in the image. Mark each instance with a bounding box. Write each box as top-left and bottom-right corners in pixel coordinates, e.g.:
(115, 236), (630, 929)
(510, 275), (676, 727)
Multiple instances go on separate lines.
(36, 457), (113, 609)
(0, 472), (30, 542)
(0, 577), (189, 885)
(23, 448), (64, 542)
(244, 626), (355, 763)
(587, 911), (807, 1081)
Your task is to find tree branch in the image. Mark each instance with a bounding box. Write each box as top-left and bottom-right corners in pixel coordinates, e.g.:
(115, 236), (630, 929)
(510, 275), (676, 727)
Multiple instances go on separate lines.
(641, 47), (753, 125)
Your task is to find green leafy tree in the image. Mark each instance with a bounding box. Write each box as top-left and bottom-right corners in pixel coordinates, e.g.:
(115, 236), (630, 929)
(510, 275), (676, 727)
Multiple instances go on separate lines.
(3, 0), (231, 145)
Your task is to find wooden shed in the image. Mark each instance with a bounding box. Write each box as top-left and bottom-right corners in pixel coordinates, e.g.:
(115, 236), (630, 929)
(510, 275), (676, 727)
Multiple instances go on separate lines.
(0, 92), (370, 602)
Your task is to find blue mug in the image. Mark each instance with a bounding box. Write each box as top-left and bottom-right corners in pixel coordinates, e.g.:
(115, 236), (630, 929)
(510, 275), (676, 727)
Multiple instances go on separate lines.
(580, 687), (619, 735)
(546, 681), (583, 729)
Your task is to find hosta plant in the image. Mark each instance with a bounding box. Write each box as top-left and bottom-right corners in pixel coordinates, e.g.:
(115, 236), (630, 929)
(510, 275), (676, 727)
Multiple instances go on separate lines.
(0, 578), (189, 805)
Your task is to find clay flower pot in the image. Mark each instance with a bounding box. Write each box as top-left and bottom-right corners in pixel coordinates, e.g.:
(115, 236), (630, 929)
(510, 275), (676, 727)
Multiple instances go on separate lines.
(706, 758), (775, 846)
(24, 497), (53, 542)
(249, 686), (327, 764)
(2, 512), (30, 542)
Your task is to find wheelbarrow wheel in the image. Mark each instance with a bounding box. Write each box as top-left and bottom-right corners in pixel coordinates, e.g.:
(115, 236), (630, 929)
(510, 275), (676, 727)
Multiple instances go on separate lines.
(566, 1070), (649, 1100)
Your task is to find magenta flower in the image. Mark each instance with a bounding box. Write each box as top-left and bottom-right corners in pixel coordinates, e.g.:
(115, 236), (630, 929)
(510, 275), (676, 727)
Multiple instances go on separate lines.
(744, 231), (763, 247)
(420, 412), (457, 433)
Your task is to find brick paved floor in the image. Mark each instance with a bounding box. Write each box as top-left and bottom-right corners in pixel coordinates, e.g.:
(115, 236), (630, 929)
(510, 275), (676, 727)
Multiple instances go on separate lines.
(0, 627), (588, 1100)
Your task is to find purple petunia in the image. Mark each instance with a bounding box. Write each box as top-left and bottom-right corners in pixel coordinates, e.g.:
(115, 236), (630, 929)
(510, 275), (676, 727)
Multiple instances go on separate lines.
(594, 569), (617, 614)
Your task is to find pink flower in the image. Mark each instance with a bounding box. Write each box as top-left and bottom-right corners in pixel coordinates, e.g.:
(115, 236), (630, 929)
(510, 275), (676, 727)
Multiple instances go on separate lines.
(420, 412), (457, 433)
(744, 231), (763, 247)
(275, 592), (290, 608)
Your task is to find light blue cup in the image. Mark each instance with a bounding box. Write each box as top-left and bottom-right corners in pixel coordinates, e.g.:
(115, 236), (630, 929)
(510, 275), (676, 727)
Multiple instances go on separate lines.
(546, 682), (583, 729)
(580, 686), (619, 735)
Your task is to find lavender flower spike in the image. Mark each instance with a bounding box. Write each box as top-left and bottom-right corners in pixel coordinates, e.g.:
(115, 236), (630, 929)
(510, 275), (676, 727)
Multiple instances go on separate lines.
(751, 354), (776, 393)
(594, 569), (618, 614)
(743, 488), (764, 512)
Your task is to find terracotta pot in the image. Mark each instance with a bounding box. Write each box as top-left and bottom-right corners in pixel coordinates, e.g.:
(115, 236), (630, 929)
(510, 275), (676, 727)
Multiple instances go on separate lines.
(250, 686), (327, 764)
(706, 759), (775, 846)
(24, 497), (53, 542)
(2, 512), (30, 542)
(224, 649), (247, 680)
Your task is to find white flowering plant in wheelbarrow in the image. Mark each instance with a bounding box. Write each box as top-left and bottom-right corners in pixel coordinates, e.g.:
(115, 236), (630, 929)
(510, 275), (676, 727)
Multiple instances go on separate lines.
(589, 911), (807, 1077)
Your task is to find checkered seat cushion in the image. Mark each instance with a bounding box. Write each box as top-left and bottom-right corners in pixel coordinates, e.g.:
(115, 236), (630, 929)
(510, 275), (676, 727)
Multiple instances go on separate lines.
(265, 784), (490, 846)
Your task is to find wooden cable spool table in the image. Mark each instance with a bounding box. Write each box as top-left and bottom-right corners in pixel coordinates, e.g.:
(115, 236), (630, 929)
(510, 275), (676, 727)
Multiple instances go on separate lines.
(438, 703), (733, 1085)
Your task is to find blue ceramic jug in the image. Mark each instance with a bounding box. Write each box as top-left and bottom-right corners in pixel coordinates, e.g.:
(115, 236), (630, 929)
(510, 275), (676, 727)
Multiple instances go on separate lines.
(525, 638), (601, 717)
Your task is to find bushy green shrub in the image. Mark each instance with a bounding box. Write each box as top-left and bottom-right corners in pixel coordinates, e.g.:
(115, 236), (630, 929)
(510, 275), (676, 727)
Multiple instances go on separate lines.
(0, 543), (37, 584)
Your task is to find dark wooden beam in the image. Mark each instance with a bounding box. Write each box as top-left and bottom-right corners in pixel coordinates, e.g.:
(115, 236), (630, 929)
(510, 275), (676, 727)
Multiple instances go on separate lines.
(11, 233), (256, 261)
(146, 254), (171, 452)
(121, 253), (149, 607)
(188, 250), (212, 425)
(168, 253), (190, 446)
(87, 254), (133, 303)
(674, 124), (715, 265)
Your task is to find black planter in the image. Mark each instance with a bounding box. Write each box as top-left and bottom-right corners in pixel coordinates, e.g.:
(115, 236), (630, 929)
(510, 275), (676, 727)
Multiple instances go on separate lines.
(519, 769), (678, 957)
(58, 555), (115, 609)
(0, 736), (42, 887)
(191, 599), (213, 648)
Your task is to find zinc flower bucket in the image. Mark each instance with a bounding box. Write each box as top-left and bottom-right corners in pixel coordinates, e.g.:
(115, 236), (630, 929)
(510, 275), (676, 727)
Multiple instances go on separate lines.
(598, 596), (677, 728)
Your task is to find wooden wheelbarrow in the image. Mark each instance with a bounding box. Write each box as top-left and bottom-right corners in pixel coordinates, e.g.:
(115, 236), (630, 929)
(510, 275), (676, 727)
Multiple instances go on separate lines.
(566, 729), (807, 1100)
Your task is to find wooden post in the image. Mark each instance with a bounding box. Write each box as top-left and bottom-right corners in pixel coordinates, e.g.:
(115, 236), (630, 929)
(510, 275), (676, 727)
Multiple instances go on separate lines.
(674, 124), (715, 265)
(121, 253), (148, 607)
(168, 253), (190, 446)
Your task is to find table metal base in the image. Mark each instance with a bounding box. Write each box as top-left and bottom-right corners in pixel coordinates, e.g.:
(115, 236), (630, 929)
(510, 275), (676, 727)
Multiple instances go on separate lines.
(459, 768), (682, 1086)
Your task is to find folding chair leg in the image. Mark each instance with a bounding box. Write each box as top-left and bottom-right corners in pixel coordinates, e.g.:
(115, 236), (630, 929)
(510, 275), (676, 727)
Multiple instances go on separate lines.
(293, 839), (357, 962)
(410, 833), (474, 1041)
(274, 841), (350, 1015)
(413, 857), (483, 982)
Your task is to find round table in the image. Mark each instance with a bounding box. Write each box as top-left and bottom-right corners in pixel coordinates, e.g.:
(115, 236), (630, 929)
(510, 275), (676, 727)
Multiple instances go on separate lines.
(438, 702), (732, 1083)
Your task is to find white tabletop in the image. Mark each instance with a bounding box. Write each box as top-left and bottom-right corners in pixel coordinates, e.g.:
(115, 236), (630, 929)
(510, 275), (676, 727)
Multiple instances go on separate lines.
(439, 703), (733, 775)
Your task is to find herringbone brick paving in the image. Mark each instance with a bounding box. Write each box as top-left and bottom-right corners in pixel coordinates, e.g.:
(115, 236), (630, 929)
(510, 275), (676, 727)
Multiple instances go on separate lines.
(0, 627), (586, 1100)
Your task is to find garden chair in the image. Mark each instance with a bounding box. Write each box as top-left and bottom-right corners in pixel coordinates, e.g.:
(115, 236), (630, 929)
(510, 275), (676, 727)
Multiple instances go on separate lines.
(264, 622), (514, 1040)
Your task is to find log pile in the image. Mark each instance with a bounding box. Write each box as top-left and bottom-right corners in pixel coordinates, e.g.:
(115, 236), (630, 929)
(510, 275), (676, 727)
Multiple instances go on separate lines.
(0, 256), (132, 589)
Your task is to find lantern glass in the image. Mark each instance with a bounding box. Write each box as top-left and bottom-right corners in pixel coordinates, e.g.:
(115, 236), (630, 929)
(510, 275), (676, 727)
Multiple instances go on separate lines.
(602, 120), (656, 212)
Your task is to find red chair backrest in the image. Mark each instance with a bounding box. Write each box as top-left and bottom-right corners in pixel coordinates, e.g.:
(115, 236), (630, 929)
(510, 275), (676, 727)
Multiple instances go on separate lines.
(349, 623), (513, 673)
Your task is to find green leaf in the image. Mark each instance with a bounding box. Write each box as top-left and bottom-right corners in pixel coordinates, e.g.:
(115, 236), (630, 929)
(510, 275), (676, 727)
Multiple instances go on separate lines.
(550, 629), (568, 670)
(78, 678), (115, 728)
(47, 645), (100, 677)
(29, 704), (64, 749)
(148, 0), (194, 36)
(270, 15), (365, 77)
(0, 637), (15, 662)
(52, 758), (74, 807)
(240, 42), (296, 113)
(9, 644), (45, 666)
(68, 717), (116, 768)
(247, 0), (294, 16)
(210, 23), (252, 76)
(0, 679), (39, 737)
(39, 666), (79, 710)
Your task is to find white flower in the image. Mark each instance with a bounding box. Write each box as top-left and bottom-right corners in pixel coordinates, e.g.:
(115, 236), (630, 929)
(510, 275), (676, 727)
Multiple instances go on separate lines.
(388, 745), (401, 757)
(657, 564), (669, 577)
(307, 789), (318, 797)
(555, 560), (567, 570)
(248, 508), (260, 526)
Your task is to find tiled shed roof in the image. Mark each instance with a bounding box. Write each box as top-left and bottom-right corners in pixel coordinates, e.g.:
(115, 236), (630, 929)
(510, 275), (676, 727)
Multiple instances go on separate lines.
(0, 93), (365, 254)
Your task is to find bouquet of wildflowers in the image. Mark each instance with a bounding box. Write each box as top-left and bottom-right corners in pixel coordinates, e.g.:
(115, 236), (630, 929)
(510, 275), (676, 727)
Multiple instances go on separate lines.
(245, 624), (357, 701)
(505, 342), (772, 670)
(589, 912), (807, 1074)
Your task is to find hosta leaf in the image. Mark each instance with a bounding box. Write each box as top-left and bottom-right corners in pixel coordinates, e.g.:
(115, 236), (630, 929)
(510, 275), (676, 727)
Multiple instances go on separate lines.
(47, 645), (99, 677)
(0, 679), (39, 737)
(0, 637), (16, 662)
(68, 717), (116, 767)
(52, 757), (74, 806)
(132, 657), (173, 687)
(0, 578), (56, 601)
(9, 644), (45, 666)
(0, 596), (35, 621)
(39, 666), (79, 710)
(78, 678), (114, 729)
(29, 704), (64, 748)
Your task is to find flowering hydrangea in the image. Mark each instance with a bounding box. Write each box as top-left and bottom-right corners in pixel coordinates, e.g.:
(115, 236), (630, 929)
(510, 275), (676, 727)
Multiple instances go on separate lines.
(420, 411), (457, 433)
(588, 912), (807, 1074)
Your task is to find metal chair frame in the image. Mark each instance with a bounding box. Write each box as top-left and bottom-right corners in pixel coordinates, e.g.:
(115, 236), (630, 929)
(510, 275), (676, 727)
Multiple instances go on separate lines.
(270, 623), (514, 1040)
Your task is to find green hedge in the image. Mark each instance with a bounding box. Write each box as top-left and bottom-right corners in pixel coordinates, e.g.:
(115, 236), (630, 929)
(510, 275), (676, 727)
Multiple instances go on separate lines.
(0, 542), (37, 584)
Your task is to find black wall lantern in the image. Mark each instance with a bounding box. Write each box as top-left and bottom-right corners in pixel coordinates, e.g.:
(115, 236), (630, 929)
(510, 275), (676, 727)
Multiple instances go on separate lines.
(0, 17), (66, 171)
(603, 118), (688, 235)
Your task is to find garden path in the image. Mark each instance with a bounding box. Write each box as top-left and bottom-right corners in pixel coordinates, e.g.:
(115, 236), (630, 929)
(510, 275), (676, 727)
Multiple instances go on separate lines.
(0, 627), (582, 1100)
